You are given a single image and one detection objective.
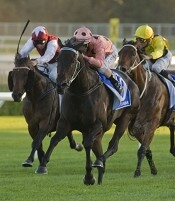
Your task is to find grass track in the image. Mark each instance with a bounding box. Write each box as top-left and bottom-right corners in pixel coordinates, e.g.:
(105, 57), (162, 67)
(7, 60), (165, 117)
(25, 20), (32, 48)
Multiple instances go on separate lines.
(0, 116), (175, 201)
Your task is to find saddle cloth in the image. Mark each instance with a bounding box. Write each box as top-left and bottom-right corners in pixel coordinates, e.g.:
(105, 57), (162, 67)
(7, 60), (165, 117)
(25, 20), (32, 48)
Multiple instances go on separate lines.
(159, 74), (175, 110)
(98, 71), (131, 110)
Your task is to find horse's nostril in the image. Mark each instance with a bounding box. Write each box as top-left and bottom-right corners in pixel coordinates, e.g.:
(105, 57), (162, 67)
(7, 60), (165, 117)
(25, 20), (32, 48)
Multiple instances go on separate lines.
(12, 92), (23, 102)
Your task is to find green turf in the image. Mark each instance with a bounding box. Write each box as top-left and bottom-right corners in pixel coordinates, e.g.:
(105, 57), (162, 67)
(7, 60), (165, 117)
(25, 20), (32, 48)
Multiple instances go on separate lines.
(0, 116), (175, 201)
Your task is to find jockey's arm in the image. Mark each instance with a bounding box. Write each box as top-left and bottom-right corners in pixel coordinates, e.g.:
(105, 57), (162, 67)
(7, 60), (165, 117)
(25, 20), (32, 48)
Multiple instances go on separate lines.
(37, 40), (58, 64)
(83, 46), (105, 68)
(19, 37), (35, 58)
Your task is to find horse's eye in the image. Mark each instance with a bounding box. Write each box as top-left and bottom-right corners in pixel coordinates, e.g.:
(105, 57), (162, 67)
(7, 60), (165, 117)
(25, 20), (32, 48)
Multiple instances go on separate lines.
(72, 59), (76, 64)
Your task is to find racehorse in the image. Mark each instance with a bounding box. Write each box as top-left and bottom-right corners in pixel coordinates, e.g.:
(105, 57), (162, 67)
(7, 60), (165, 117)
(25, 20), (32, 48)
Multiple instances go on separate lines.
(8, 53), (83, 167)
(117, 41), (175, 177)
(35, 38), (140, 185)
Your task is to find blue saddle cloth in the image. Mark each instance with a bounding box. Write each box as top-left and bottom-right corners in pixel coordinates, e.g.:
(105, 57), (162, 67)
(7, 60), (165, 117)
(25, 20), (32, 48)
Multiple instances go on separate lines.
(98, 71), (131, 110)
(159, 74), (175, 111)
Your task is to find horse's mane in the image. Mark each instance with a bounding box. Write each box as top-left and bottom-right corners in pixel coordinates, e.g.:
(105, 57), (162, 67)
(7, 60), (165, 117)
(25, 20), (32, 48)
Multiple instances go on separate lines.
(64, 37), (85, 50)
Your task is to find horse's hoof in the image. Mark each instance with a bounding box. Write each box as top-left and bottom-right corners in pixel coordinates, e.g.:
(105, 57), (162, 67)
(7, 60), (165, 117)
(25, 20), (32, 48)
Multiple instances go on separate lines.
(83, 176), (96, 185)
(22, 160), (33, 167)
(75, 143), (83, 152)
(134, 169), (141, 178)
(151, 169), (157, 175)
(35, 166), (48, 174)
(92, 158), (104, 168)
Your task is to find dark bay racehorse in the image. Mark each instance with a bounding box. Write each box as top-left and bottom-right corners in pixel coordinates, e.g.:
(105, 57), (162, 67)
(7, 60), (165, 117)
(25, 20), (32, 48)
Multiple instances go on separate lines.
(35, 39), (140, 184)
(8, 54), (83, 167)
(117, 42), (175, 177)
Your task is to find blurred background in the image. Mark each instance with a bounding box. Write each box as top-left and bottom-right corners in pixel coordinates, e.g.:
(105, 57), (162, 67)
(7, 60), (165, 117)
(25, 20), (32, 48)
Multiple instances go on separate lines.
(0, 0), (175, 114)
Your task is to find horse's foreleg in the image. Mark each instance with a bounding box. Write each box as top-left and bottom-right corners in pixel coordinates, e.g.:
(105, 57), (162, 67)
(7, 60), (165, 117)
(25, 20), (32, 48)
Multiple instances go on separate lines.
(134, 144), (146, 177)
(169, 125), (175, 156)
(83, 146), (96, 185)
(35, 133), (61, 174)
(67, 132), (83, 151)
(92, 123), (127, 184)
(83, 125), (103, 185)
(96, 118), (129, 164)
(146, 148), (157, 175)
(22, 130), (47, 167)
(91, 130), (105, 184)
(35, 128), (67, 174)
(134, 127), (156, 177)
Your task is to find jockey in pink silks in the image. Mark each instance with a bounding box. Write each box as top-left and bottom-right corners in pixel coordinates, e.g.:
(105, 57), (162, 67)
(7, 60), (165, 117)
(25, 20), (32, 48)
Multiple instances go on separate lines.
(73, 27), (123, 94)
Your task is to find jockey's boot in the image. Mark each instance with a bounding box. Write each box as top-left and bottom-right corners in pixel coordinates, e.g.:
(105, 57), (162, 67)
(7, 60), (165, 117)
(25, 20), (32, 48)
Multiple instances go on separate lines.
(109, 74), (123, 94)
(160, 70), (175, 87)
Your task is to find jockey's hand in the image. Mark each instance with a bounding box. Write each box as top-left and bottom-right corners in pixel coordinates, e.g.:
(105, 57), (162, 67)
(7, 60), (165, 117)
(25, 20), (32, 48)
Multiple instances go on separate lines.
(82, 54), (89, 61)
(142, 54), (152, 60)
(30, 59), (38, 67)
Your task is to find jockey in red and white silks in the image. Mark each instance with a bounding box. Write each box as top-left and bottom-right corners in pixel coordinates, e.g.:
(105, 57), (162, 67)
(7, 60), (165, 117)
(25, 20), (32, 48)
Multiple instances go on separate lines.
(19, 26), (60, 83)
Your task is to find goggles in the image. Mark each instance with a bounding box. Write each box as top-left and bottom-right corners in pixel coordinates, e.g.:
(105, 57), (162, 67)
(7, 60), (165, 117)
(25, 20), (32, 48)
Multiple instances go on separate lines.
(34, 40), (46, 45)
(136, 37), (147, 43)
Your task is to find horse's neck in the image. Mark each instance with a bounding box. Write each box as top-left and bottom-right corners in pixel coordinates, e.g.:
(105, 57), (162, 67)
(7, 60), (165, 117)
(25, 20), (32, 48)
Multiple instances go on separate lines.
(69, 65), (99, 94)
(27, 72), (50, 100)
(131, 64), (147, 92)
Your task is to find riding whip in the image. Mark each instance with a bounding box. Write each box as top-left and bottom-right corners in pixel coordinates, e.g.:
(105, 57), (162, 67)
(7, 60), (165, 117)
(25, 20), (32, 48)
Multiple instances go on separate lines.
(16, 19), (30, 54)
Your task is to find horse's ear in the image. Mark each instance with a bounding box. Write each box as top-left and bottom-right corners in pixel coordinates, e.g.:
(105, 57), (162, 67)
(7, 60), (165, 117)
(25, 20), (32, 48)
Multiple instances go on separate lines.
(8, 71), (13, 91)
(58, 38), (64, 48)
(65, 37), (77, 46)
(25, 70), (35, 91)
(123, 38), (128, 46)
(123, 38), (136, 46)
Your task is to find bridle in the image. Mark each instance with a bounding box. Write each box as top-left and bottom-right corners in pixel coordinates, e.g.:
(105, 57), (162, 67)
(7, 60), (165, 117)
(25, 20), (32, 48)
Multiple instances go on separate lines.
(60, 47), (102, 96)
(118, 44), (152, 98)
(118, 44), (145, 73)
(60, 47), (84, 87)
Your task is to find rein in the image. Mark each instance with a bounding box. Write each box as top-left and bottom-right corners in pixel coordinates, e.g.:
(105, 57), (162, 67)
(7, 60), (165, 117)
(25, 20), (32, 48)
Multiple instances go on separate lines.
(121, 45), (145, 73)
(60, 47), (103, 96)
(61, 47), (83, 86)
(119, 44), (151, 99)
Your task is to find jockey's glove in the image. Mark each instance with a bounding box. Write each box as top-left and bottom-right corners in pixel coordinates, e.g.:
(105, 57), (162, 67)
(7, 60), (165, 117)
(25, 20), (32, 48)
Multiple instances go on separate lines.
(30, 59), (38, 67)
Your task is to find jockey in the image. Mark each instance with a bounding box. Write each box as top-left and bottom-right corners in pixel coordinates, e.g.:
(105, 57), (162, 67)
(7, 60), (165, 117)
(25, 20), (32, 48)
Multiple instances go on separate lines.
(134, 24), (175, 85)
(73, 26), (123, 94)
(19, 26), (61, 83)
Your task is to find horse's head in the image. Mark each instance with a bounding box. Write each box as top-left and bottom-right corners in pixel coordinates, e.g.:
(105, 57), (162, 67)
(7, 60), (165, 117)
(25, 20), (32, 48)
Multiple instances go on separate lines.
(14, 53), (31, 67)
(8, 55), (35, 102)
(118, 40), (144, 74)
(56, 37), (85, 94)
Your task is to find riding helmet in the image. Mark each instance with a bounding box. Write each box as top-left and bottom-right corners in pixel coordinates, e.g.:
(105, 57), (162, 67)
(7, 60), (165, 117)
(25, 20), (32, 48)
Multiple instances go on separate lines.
(73, 27), (92, 43)
(135, 25), (154, 39)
